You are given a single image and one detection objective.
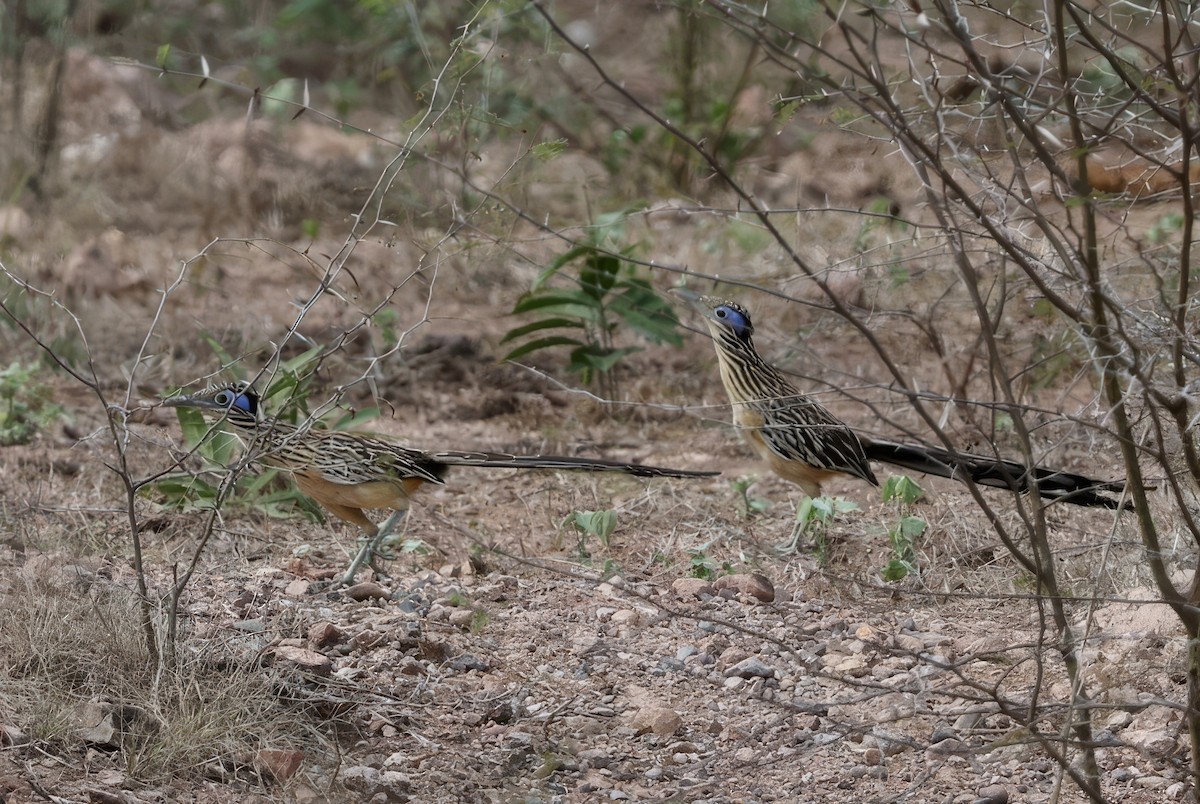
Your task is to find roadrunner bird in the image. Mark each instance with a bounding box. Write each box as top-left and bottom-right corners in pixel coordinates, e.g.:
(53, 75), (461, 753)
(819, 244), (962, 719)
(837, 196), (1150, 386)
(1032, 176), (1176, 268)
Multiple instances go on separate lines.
(675, 289), (1128, 515)
(165, 381), (717, 585)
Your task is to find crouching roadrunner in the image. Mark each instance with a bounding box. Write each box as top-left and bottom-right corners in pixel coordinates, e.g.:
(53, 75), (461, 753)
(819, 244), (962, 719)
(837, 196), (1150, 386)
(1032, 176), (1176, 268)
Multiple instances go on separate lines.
(165, 381), (717, 585)
(674, 289), (1128, 515)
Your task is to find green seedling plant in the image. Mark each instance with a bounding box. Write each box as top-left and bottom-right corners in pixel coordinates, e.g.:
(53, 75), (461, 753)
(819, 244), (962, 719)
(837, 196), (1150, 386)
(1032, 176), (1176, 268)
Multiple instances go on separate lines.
(501, 209), (683, 400)
(688, 547), (733, 581)
(731, 475), (771, 517)
(564, 508), (618, 561)
(784, 495), (860, 562)
(0, 361), (65, 446)
(881, 475), (927, 581)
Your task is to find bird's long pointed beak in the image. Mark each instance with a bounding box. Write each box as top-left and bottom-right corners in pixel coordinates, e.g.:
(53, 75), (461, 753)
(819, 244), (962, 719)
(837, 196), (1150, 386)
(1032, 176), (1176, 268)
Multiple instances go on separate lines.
(669, 287), (715, 326)
(669, 286), (702, 304)
(162, 393), (215, 410)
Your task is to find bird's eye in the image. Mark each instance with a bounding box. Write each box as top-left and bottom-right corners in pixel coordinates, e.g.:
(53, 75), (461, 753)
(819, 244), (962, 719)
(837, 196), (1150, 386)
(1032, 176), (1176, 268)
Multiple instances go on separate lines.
(716, 308), (727, 318)
(214, 390), (233, 406)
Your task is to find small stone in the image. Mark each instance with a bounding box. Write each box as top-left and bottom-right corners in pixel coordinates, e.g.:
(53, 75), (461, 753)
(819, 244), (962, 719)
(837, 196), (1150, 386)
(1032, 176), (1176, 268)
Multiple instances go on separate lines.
(717, 646), (750, 670)
(1106, 710), (1134, 730)
(725, 657), (776, 679)
(1125, 729), (1177, 758)
(448, 608), (476, 627)
(351, 630), (387, 651)
(672, 577), (715, 599)
(628, 706), (682, 737)
(0, 724), (29, 747)
(926, 737), (969, 756)
(1133, 775), (1172, 790)
(231, 619), (265, 633)
(1109, 767), (1139, 782)
(273, 645), (333, 677)
(973, 783), (1008, 804)
(578, 748), (615, 768)
(863, 747), (883, 765)
(308, 621), (343, 649)
(71, 701), (147, 749)
(346, 581), (389, 602)
(712, 573), (775, 603)
(78, 712), (118, 748)
(734, 746), (756, 762)
(284, 578), (310, 597)
(930, 724), (958, 742)
(340, 765), (381, 793)
(380, 770), (412, 796)
(611, 609), (641, 626)
(254, 749), (305, 782)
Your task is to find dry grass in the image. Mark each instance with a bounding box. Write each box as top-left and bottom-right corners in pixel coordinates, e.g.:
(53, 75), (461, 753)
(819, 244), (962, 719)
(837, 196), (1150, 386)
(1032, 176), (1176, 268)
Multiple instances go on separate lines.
(0, 563), (323, 786)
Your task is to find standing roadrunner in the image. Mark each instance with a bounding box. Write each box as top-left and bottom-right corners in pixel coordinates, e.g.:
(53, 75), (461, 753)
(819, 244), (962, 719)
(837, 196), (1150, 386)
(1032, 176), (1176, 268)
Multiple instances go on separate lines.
(674, 290), (1128, 518)
(165, 381), (717, 585)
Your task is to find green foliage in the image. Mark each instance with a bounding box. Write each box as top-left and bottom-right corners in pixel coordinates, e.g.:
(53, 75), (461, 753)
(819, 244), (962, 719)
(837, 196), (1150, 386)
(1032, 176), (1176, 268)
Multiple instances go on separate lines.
(0, 361), (64, 446)
(731, 475), (771, 517)
(501, 210), (683, 396)
(564, 508), (618, 555)
(531, 138), (568, 161)
(882, 515), (927, 582)
(881, 475), (924, 504)
(1147, 211), (1185, 244)
(688, 548), (723, 580)
(785, 495), (859, 560)
(881, 475), (926, 581)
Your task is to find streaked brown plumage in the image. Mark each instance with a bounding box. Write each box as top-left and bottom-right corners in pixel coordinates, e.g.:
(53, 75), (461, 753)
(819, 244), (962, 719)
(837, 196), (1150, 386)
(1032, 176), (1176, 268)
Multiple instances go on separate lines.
(675, 289), (1127, 510)
(165, 382), (717, 583)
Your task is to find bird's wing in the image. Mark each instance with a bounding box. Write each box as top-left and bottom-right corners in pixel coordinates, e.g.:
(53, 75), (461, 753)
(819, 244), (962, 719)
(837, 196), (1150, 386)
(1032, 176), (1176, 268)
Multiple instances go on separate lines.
(753, 398), (877, 484)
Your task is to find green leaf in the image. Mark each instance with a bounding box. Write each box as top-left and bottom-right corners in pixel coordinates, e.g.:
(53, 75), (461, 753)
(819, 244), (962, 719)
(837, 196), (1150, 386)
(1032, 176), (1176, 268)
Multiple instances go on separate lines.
(531, 138), (567, 161)
(176, 406), (210, 449)
(200, 334), (239, 370)
(156, 44), (171, 69)
(579, 254), (621, 299)
(566, 509), (618, 543)
(897, 515), (927, 541)
(502, 336), (587, 363)
(533, 246), (593, 290)
(204, 429), (241, 466)
(499, 317), (586, 344)
(882, 475), (925, 504)
(278, 345), (324, 375)
(611, 303), (682, 346)
(512, 291), (603, 316)
(882, 559), (914, 582)
(239, 468), (281, 496)
(331, 407), (380, 431)
(569, 345), (638, 374)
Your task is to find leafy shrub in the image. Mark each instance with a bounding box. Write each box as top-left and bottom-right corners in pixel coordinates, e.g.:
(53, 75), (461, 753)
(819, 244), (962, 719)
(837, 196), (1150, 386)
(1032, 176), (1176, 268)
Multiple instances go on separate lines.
(501, 210), (682, 397)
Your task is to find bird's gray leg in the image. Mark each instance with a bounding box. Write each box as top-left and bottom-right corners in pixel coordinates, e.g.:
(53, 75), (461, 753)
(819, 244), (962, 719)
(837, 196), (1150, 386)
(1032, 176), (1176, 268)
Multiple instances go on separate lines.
(341, 508), (408, 587)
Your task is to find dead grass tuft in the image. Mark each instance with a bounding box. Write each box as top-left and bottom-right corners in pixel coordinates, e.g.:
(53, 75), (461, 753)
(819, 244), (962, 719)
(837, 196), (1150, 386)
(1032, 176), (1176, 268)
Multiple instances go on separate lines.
(0, 568), (322, 785)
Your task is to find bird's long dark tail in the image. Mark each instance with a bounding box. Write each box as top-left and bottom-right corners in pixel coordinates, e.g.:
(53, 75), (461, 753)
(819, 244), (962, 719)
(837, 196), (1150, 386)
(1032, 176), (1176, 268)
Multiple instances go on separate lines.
(424, 450), (718, 479)
(862, 439), (1128, 509)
